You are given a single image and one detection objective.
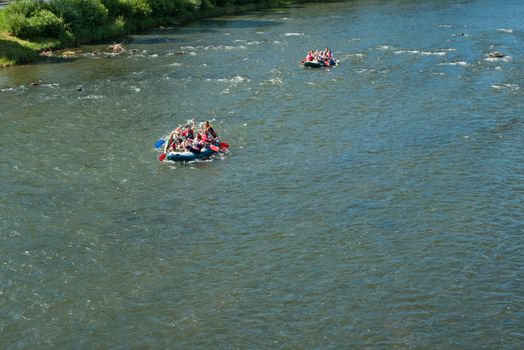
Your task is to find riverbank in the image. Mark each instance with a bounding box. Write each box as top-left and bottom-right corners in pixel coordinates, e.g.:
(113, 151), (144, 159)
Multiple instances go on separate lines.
(0, 0), (307, 68)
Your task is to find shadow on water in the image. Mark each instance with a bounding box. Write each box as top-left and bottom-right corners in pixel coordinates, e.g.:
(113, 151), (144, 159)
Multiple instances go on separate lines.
(147, 26), (218, 36)
(36, 56), (78, 65)
(129, 27), (218, 45)
(199, 18), (284, 29)
(129, 36), (185, 45)
(129, 18), (284, 45)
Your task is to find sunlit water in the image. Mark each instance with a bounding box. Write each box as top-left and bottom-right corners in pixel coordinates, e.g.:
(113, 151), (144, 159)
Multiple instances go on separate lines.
(1, 0), (523, 348)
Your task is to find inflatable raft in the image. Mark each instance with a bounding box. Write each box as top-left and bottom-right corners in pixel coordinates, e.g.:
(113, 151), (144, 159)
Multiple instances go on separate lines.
(303, 60), (337, 68)
(166, 147), (216, 162)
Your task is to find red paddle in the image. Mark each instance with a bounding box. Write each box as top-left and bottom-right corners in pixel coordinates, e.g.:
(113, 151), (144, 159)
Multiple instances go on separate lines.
(219, 142), (229, 149)
(158, 141), (175, 161)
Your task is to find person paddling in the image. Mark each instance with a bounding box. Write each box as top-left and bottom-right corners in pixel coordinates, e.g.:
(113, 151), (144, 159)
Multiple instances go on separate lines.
(181, 119), (195, 140)
(203, 121), (217, 141)
(190, 134), (204, 154)
(164, 127), (182, 153)
(303, 50), (314, 63)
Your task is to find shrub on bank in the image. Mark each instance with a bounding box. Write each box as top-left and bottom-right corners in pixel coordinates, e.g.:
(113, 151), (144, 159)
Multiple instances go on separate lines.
(101, 0), (152, 28)
(11, 9), (65, 38)
(0, 0), (293, 65)
(3, 0), (67, 39)
(49, 0), (109, 34)
(29, 10), (65, 36)
(2, 0), (235, 42)
(4, 0), (40, 18)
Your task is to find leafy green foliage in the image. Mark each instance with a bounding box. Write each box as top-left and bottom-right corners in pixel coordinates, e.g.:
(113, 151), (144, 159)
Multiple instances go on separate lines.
(3, 0), (41, 18)
(102, 0), (151, 20)
(4, 13), (27, 37)
(4, 1), (66, 39)
(23, 10), (65, 37)
(0, 31), (63, 66)
(147, 0), (199, 18)
(0, 0), (290, 65)
(49, 0), (109, 32)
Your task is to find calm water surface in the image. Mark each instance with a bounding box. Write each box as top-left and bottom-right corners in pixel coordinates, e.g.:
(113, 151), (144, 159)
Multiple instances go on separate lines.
(1, 0), (523, 348)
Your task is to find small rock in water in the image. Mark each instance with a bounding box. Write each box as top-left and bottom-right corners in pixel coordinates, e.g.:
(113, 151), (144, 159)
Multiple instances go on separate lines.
(62, 50), (78, 57)
(108, 43), (126, 54)
(488, 51), (504, 58)
(40, 50), (53, 57)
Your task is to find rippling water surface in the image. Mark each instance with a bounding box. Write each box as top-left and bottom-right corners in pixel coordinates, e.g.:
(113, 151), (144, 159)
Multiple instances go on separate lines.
(1, 0), (523, 348)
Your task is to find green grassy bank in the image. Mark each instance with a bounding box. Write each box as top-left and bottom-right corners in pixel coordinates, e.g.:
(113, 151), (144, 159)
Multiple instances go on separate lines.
(0, 0), (305, 68)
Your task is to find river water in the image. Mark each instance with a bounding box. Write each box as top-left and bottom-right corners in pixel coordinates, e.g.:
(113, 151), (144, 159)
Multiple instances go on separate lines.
(1, 0), (523, 348)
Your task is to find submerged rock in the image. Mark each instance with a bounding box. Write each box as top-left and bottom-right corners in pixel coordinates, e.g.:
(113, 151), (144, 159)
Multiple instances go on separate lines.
(40, 50), (53, 57)
(108, 43), (126, 54)
(488, 51), (504, 58)
(62, 50), (80, 57)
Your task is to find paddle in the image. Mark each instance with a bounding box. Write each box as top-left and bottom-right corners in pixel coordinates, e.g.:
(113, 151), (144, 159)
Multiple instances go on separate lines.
(158, 140), (176, 162)
(156, 124), (183, 149)
(219, 142), (229, 150)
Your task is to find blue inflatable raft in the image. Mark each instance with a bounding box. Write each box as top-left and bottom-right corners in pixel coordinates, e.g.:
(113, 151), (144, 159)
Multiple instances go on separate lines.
(303, 60), (337, 68)
(166, 147), (217, 162)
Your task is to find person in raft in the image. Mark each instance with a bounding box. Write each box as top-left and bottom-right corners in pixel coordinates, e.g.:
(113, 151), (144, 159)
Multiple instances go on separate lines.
(323, 47), (336, 66)
(189, 134), (205, 154)
(181, 119), (195, 140)
(163, 119), (195, 153)
(306, 50), (314, 62)
(164, 127), (183, 153)
(198, 120), (221, 152)
(202, 121), (218, 142)
(301, 49), (336, 65)
(324, 47), (332, 59)
(165, 119), (224, 154)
